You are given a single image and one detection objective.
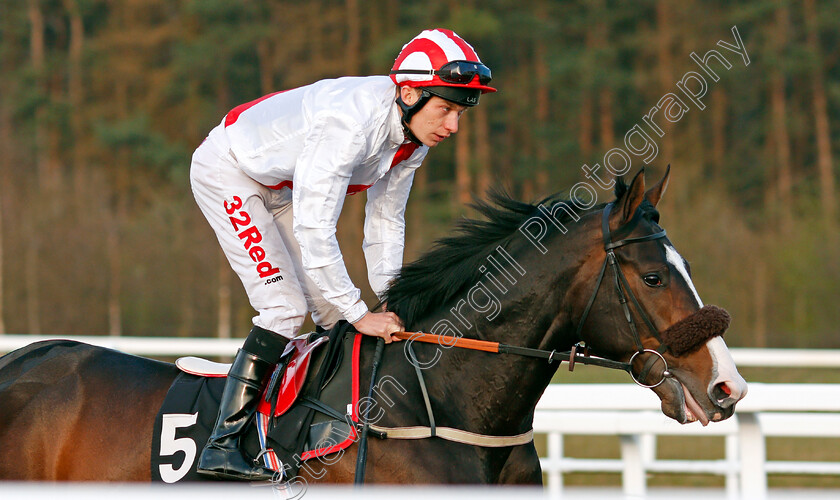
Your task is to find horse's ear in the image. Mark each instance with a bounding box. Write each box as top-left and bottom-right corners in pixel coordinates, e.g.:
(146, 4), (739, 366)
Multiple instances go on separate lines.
(644, 164), (670, 208)
(616, 168), (646, 225)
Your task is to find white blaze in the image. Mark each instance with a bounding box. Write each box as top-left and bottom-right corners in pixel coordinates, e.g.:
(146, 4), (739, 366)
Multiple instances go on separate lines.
(665, 244), (703, 307)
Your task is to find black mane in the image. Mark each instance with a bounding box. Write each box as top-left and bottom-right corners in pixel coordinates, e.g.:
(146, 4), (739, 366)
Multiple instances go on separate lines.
(383, 181), (632, 329)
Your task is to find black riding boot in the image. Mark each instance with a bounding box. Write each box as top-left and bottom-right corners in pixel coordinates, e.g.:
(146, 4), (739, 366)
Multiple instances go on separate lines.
(197, 328), (289, 481)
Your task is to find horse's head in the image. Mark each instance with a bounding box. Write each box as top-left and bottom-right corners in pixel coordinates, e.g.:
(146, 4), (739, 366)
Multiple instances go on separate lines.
(571, 167), (747, 425)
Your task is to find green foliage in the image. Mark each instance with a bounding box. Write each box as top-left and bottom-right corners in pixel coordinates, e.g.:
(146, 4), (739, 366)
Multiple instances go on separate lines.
(94, 113), (189, 179)
(0, 0), (838, 351)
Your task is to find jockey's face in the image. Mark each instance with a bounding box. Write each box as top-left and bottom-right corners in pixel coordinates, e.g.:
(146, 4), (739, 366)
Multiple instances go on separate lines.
(401, 87), (467, 147)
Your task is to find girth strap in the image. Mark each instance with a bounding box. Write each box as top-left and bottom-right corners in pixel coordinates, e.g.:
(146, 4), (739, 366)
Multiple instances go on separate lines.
(407, 342), (436, 437)
(368, 424), (534, 447)
(299, 396), (345, 421)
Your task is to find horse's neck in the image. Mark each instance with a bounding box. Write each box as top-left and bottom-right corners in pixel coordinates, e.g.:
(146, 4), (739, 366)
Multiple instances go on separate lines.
(412, 273), (578, 436)
(392, 224), (593, 436)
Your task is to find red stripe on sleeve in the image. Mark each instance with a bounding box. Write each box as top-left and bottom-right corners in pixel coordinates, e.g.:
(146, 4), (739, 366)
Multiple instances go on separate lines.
(224, 90), (289, 128)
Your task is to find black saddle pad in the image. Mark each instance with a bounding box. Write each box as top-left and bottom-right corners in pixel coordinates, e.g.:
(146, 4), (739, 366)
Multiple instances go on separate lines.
(150, 322), (358, 483)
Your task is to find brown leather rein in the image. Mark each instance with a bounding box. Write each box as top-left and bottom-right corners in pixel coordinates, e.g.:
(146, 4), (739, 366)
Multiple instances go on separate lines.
(393, 331), (631, 373)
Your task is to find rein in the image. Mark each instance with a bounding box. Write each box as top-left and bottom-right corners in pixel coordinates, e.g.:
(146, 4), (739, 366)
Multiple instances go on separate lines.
(392, 331), (630, 372)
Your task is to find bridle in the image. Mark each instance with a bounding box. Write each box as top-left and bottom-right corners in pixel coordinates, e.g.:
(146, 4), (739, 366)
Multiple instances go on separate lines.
(573, 201), (672, 388)
(394, 201), (674, 388)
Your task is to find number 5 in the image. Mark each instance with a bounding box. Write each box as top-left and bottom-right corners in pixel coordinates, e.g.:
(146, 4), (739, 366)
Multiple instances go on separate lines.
(159, 413), (199, 483)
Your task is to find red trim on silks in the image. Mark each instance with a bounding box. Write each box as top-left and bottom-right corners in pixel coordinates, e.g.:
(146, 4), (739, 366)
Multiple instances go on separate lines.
(265, 180), (294, 190)
(224, 90), (289, 128)
(346, 183), (373, 195)
(300, 333), (362, 461)
(265, 180), (374, 195)
(265, 142), (418, 195)
(391, 142), (419, 168)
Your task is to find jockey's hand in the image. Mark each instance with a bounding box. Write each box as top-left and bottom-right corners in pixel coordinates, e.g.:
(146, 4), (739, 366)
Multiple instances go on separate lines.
(352, 311), (404, 344)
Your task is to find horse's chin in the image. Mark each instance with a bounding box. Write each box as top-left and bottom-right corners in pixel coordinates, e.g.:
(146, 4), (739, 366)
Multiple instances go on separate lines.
(654, 378), (734, 425)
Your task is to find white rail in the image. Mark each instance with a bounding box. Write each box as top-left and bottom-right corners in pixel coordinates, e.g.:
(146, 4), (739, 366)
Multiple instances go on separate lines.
(534, 383), (840, 498)
(0, 334), (244, 357)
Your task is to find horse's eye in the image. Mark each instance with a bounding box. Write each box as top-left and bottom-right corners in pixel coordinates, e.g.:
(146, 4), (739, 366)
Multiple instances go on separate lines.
(643, 273), (663, 287)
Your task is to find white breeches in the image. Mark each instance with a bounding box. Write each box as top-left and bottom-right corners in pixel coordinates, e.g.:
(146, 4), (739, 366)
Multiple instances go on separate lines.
(190, 125), (343, 339)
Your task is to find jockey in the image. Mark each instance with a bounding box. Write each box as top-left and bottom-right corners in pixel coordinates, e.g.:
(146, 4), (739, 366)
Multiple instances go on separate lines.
(190, 28), (495, 480)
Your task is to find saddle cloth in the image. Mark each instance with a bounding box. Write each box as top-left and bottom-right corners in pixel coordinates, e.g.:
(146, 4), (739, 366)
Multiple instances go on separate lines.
(150, 322), (361, 483)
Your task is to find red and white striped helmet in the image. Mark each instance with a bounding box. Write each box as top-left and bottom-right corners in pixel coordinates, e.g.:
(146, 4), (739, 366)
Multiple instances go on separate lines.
(390, 29), (496, 95)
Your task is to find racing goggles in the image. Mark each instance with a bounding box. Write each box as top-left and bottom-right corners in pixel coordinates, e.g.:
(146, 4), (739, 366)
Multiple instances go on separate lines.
(392, 60), (492, 86)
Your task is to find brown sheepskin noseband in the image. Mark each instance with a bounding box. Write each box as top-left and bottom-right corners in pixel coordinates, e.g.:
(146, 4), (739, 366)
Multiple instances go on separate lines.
(660, 305), (731, 356)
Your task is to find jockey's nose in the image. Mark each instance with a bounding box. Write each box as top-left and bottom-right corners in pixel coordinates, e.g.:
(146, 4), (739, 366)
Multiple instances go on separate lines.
(445, 112), (460, 134)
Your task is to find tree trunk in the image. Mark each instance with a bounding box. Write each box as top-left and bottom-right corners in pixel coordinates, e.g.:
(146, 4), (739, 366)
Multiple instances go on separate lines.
(0, 9), (11, 334)
(26, 0), (45, 334)
(580, 5), (597, 160)
(711, 90), (727, 178)
(803, 0), (836, 231)
(533, 0), (550, 196)
(345, 0), (360, 75)
(594, 0), (614, 152)
(474, 102), (491, 198)
(579, 92), (594, 158)
(754, 257), (767, 347)
(106, 215), (122, 336)
(408, 163), (428, 261)
(179, 79), (202, 337)
(104, 57), (131, 336)
(770, 3), (793, 233)
(455, 111), (472, 208)
(63, 0), (86, 207)
(0, 189), (4, 334)
(25, 229), (41, 335)
(0, 108), (6, 334)
(28, 0), (60, 194)
(256, 38), (274, 95)
(656, 0), (675, 214)
(217, 250), (232, 339)
(598, 87), (615, 150)
(517, 46), (535, 201)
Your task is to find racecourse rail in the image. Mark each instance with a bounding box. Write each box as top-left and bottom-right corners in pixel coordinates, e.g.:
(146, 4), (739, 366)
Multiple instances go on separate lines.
(2, 334), (840, 498)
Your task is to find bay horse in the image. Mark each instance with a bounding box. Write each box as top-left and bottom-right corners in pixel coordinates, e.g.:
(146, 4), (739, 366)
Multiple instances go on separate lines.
(0, 168), (747, 483)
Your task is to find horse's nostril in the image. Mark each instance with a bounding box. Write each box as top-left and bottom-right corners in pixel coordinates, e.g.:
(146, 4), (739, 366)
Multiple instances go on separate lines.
(712, 381), (737, 408)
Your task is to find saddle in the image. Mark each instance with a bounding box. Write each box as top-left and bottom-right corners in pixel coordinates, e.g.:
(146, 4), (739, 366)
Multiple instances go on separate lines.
(176, 333), (329, 419)
(151, 321), (363, 483)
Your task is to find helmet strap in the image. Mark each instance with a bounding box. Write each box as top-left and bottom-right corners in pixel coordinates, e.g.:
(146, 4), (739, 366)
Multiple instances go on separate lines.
(396, 89), (432, 145)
